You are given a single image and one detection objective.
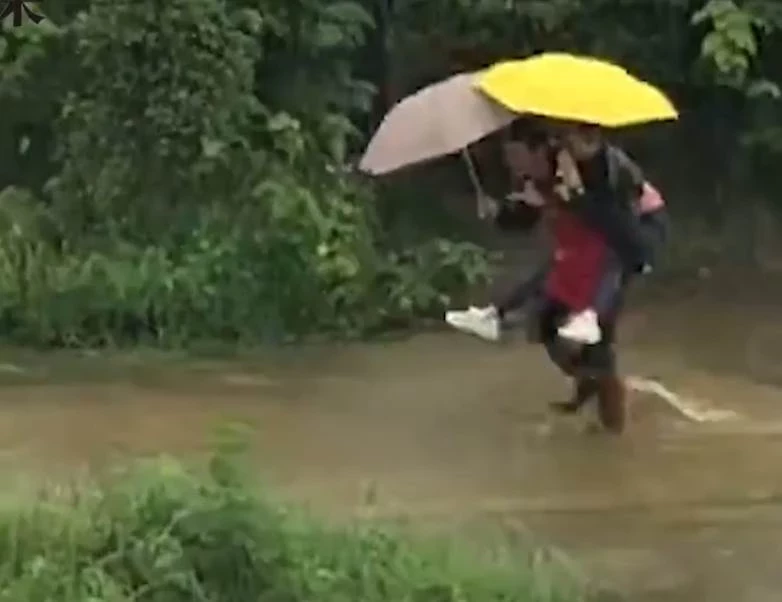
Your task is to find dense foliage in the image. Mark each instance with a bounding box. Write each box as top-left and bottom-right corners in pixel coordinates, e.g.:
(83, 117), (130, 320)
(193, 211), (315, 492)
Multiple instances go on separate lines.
(0, 0), (487, 346)
(0, 449), (581, 601)
(0, 0), (781, 346)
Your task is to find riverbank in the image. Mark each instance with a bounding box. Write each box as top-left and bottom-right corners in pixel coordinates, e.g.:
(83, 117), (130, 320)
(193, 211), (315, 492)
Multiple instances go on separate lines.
(0, 283), (778, 600)
(0, 451), (581, 602)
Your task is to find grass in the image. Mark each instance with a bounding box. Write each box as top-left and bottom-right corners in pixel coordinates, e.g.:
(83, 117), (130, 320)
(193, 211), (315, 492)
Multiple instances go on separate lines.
(0, 446), (586, 602)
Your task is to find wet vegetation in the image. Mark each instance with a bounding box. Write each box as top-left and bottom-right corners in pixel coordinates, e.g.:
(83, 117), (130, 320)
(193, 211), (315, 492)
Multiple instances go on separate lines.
(0, 447), (581, 602)
(2, 3), (781, 598)
(0, 0), (780, 346)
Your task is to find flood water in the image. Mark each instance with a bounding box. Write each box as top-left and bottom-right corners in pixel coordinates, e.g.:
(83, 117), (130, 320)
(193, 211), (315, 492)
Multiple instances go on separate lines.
(0, 275), (780, 601)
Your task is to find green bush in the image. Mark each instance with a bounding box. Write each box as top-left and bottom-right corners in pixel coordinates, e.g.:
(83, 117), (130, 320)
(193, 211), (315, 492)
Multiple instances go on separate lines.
(0, 0), (489, 347)
(0, 184), (488, 346)
(5, 0), (782, 348)
(48, 0), (264, 239)
(0, 451), (582, 602)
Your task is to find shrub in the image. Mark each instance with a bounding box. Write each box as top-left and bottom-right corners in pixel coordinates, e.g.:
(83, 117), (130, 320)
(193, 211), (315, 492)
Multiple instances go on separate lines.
(0, 0), (490, 347)
(0, 451), (583, 602)
(0, 184), (488, 346)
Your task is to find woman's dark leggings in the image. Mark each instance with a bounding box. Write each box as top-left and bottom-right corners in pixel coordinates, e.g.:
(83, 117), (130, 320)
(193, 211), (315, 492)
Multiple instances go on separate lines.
(492, 260), (550, 318)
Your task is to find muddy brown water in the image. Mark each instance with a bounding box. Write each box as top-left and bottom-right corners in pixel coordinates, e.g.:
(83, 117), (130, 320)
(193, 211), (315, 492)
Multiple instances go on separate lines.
(0, 279), (780, 601)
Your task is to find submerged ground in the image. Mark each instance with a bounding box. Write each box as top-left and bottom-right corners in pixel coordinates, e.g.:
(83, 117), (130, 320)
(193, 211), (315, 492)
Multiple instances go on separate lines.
(0, 274), (780, 601)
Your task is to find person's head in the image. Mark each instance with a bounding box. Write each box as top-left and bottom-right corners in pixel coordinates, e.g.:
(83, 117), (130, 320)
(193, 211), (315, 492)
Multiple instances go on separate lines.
(559, 123), (603, 160)
(502, 117), (554, 181)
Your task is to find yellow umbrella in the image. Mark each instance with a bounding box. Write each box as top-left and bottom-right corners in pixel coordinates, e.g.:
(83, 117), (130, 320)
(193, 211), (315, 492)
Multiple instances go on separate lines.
(476, 53), (678, 127)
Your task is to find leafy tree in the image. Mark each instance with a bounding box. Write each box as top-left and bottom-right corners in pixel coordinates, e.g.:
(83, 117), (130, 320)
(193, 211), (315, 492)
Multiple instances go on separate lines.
(47, 0), (264, 239)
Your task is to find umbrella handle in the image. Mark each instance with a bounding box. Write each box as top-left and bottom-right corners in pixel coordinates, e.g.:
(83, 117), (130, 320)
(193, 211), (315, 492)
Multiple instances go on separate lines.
(461, 149), (492, 218)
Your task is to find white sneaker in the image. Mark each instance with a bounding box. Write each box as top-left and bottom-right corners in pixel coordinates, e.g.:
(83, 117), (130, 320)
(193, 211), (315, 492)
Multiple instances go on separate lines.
(445, 305), (501, 342)
(558, 309), (601, 344)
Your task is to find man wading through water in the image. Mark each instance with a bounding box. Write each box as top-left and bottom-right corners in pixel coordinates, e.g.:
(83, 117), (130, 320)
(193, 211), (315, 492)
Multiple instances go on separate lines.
(543, 122), (654, 431)
(450, 119), (664, 432)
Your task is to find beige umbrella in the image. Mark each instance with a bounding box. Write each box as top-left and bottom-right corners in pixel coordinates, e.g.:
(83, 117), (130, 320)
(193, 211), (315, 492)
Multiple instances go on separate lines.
(359, 71), (516, 185)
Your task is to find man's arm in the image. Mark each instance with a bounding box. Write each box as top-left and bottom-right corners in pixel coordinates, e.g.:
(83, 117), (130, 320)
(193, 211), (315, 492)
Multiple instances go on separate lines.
(612, 146), (644, 205)
(572, 193), (647, 272)
(568, 149), (648, 272)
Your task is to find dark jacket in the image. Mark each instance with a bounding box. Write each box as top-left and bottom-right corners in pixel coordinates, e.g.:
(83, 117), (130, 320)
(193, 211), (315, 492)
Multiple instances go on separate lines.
(567, 145), (647, 273)
(495, 145), (648, 274)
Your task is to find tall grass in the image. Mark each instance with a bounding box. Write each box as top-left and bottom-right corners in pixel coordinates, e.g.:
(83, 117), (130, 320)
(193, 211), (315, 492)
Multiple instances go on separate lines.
(0, 451), (584, 602)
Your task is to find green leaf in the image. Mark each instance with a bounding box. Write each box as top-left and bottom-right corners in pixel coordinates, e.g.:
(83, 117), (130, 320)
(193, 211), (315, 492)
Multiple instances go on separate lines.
(722, 13), (757, 54)
(201, 137), (225, 158)
(747, 79), (781, 98)
(235, 8), (263, 34)
(314, 22), (347, 48)
(701, 31), (723, 58)
(692, 0), (737, 25)
(321, 2), (375, 28)
(267, 112), (299, 133)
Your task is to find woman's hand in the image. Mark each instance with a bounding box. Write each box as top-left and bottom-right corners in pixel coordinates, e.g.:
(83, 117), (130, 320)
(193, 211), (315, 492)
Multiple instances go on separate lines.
(507, 179), (546, 208)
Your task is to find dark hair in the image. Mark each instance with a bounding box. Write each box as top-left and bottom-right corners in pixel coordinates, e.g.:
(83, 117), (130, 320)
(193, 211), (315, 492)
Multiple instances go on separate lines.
(508, 117), (549, 149)
(506, 117), (559, 179)
(573, 123), (602, 141)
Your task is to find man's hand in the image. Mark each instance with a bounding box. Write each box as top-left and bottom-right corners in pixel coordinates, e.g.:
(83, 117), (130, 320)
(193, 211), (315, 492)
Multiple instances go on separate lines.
(507, 179), (546, 208)
(555, 149), (584, 196)
(477, 193), (499, 220)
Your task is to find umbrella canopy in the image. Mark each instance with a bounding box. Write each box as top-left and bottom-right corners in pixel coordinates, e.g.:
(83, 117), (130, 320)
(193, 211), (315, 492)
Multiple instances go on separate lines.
(359, 71), (516, 175)
(476, 53), (678, 128)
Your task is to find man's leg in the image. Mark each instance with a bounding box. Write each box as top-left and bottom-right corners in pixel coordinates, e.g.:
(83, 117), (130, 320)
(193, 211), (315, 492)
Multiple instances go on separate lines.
(552, 290), (627, 430)
(597, 373), (626, 433)
(544, 334), (603, 415)
(584, 303), (627, 433)
(549, 378), (600, 414)
(539, 297), (576, 373)
(535, 298), (600, 413)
